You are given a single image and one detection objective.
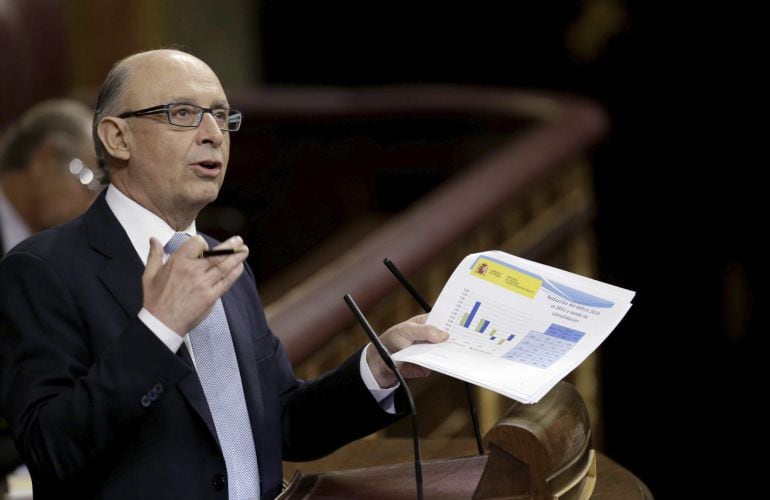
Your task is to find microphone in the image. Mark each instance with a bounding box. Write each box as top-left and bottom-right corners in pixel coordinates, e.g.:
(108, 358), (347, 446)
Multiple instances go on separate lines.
(383, 258), (485, 456)
(344, 294), (424, 500)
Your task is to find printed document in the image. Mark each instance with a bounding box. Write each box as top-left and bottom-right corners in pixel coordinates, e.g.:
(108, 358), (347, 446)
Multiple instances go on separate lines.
(392, 251), (634, 404)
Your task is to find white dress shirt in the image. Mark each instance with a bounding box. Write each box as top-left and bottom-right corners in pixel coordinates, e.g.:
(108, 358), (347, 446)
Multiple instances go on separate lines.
(0, 184), (32, 254)
(104, 184), (397, 411)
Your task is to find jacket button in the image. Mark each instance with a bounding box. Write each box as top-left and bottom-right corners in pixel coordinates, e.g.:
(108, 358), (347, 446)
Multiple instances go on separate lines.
(212, 473), (226, 491)
(140, 395), (151, 408)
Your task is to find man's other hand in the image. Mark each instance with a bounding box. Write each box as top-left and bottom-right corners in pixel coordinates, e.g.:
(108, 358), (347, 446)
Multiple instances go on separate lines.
(366, 314), (449, 388)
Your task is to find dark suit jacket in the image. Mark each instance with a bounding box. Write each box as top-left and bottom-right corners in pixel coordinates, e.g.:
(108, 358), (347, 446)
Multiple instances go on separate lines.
(0, 193), (403, 499)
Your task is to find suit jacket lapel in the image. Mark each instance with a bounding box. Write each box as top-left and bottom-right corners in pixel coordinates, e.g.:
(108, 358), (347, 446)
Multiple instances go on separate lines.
(176, 347), (220, 445)
(86, 193), (144, 316)
(85, 193), (219, 444)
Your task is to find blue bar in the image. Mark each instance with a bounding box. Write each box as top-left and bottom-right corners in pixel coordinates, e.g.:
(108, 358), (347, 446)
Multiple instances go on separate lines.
(507, 335), (514, 341)
(479, 320), (490, 333)
(489, 336), (496, 340)
(464, 301), (481, 328)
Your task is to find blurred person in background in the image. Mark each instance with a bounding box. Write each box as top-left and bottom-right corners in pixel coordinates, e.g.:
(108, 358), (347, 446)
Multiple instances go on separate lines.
(0, 98), (99, 256)
(0, 98), (98, 484)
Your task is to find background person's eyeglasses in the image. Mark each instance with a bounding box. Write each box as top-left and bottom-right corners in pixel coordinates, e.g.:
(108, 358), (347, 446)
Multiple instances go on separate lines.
(118, 103), (242, 132)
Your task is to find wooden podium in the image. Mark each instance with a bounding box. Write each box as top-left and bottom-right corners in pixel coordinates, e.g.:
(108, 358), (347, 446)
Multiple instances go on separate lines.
(279, 382), (652, 499)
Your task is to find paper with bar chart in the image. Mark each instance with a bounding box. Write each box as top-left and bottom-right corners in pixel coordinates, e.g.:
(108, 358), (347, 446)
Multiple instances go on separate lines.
(391, 251), (635, 403)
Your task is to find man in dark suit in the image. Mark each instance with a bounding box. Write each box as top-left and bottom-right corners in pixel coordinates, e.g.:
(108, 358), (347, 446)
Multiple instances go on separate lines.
(0, 49), (447, 499)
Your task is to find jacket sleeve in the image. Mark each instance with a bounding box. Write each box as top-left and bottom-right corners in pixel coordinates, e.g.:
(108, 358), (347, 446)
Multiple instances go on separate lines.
(275, 340), (408, 461)
(0, 251), (192, 481)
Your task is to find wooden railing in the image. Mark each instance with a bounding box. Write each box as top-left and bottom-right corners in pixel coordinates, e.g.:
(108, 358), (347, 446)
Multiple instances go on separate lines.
(224, 85), (607, 441)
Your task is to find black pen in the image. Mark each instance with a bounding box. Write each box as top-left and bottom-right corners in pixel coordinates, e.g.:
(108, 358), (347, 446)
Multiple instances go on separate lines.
(200, 248), (247, 258)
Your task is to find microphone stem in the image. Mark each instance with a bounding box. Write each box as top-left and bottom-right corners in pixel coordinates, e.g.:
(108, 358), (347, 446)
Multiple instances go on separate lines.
(392, 362), (424, 500)
(465, 383), (484, 455)
(345, 294), (424, 500)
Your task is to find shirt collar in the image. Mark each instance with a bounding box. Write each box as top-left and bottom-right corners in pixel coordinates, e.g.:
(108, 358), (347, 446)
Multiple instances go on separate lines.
(105, 184), (196, 264)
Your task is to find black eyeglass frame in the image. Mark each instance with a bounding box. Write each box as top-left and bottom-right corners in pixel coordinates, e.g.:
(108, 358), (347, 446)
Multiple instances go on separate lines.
(117, 103), (242, 132)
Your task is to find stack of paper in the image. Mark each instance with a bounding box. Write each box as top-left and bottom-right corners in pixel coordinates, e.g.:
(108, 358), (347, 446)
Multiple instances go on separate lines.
(392, 251), (634, 404)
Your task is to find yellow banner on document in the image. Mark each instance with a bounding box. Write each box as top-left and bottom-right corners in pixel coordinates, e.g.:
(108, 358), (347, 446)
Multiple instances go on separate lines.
(470, 257), (542, 299)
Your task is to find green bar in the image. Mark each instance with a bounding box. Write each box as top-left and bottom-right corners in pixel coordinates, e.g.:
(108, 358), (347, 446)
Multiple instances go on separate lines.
(460, 312), (469, 326)
(498, 338), (505, 345)
(476, 318), (485, 331)
(489, 328), (497, 337)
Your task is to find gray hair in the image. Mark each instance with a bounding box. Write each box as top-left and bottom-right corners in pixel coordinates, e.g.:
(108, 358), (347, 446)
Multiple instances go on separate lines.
(0, 99), (93, 173)
(92, 61), (130, 183)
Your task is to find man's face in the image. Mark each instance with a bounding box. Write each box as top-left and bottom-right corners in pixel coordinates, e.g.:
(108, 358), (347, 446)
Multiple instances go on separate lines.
(113, 52), (231, 225)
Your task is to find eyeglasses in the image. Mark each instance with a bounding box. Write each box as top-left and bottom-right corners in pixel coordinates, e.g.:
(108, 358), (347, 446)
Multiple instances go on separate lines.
(118, 103), (242, 132)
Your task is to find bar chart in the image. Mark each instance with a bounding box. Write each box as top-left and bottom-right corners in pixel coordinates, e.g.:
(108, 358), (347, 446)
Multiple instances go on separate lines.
(444, 289), (532, 354)
(458, 300), (516, 345)
(444, 288), (586, 367)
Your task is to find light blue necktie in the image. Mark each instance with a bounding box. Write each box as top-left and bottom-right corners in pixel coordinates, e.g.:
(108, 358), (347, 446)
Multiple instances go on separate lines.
(165, 233), (260, 499)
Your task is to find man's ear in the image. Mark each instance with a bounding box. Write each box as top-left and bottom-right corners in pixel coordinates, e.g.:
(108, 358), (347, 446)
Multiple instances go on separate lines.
(97, 117), (131, 162)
